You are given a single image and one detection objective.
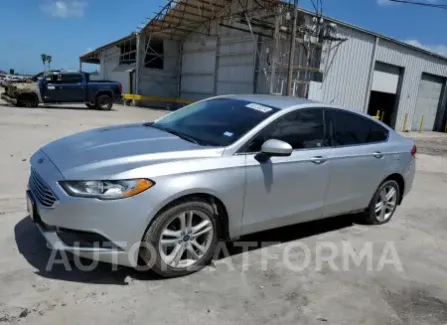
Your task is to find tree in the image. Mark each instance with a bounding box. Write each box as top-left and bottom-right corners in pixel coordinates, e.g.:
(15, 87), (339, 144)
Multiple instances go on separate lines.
(47, 55), (52, 70)
(41, 54), (47, 71)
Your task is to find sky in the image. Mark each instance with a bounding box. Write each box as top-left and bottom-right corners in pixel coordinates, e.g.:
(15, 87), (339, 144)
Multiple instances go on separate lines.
(0, 0), (446, 74)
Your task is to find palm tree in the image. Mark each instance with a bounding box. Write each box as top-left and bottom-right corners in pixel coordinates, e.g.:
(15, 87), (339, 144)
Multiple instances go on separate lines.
(46, 55), (52, 70)
(41, 54), (47, 71)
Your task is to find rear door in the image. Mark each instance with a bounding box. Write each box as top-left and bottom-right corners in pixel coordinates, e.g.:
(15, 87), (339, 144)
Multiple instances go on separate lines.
(323, 109), (390, 217)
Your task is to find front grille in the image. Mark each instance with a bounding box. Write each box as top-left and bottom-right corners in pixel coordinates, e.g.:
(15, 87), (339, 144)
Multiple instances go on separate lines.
(29, 169), (57, 207)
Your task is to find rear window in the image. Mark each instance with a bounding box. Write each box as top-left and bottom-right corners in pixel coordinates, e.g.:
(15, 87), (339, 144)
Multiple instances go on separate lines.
(59, 74), (83, 83)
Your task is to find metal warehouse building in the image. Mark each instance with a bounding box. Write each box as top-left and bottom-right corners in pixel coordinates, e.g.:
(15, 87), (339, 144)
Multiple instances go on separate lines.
(80, 0), (447, 132)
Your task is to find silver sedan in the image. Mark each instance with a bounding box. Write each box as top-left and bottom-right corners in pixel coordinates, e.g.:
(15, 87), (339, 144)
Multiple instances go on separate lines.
(27, 94), (416, 277)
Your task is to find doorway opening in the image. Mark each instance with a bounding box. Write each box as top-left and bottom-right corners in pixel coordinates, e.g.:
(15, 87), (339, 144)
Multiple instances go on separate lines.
(367, 91), (398, 127)
(366, 62), (404, 129)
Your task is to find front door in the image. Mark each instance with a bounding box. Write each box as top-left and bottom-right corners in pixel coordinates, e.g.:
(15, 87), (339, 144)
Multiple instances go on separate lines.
(323, 109), (389, 217)
(43, 73), (85, 103)
(41, 75), (59, 103)
(241, 108), (332, 235)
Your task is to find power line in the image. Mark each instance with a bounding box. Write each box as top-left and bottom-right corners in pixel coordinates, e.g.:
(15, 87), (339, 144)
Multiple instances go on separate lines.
(388, 0), (447, 10)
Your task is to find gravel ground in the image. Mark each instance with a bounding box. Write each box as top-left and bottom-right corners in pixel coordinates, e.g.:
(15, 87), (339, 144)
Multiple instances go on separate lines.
(414, 137), (447, 156)
(1, 101), (447, 325)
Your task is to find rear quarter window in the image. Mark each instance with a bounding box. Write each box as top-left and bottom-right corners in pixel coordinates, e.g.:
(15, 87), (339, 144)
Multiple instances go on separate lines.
(330, 109), (389, 146)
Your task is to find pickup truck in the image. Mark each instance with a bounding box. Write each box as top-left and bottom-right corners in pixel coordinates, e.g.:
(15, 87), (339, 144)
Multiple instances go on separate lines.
(1, 71), (122, 110)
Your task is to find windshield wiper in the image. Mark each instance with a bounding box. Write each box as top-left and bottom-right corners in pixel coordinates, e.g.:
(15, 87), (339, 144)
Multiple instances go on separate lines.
(147, 123), (200, 145)
(165, 128), (201, 145)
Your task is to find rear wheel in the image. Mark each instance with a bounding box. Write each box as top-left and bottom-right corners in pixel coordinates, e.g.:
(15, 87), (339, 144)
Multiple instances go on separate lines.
(95, 94), (113, 110)
(139, 199), (219, 278)
(363, 180), (400, 225)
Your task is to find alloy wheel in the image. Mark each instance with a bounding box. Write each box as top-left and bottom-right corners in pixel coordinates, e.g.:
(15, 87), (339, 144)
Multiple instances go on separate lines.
(374, 184), (397, 222)
(158, 210), (214, 269)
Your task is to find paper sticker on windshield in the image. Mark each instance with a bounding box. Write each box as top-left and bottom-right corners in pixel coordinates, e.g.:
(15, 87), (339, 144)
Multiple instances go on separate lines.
(223, 131), (233, 137)
(246, 103), (272, 113)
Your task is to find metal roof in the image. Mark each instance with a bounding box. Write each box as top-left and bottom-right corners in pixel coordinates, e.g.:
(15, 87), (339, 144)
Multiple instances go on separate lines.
(80, 0), (447, 63)
(298, 7), (447, 61)
(80, 0), (278, 63)
(80, 33), (137, 64)
(139, 0), (279, 39)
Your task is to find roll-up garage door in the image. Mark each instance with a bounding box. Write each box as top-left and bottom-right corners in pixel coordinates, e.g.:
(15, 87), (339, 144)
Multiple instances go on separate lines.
(412, 73), (446, 131)
(371, 62), (400, 94)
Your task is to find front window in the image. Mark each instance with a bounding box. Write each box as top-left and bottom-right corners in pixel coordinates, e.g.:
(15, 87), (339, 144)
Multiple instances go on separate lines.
(150, 98), (280, 146)
(246, 108), (326, 152)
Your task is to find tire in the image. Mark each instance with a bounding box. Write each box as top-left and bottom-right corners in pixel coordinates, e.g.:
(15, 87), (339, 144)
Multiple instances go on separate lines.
(17, 94), (38, 108)
(95, 94), (113, 110)
(139, 199), (220, 278)
(363, 180), (400, 225)
(29, 95), (39, 108)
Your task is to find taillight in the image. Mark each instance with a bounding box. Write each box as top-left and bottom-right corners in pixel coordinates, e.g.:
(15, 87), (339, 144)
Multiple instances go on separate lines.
(411, 144), (417, 157)
(118, 83), (122, 93)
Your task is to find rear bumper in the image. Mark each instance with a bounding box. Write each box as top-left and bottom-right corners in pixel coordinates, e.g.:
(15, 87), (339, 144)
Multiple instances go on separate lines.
(403, 157), (416, 199)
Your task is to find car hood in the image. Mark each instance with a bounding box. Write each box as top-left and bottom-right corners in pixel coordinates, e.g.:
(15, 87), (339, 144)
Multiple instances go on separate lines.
(40, 123), (222, 179)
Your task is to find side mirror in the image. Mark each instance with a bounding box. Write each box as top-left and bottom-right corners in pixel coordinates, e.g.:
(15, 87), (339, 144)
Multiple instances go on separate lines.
(261, 139), (293, 157)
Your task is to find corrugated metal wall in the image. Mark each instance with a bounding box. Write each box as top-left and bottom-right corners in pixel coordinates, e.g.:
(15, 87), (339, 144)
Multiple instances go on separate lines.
(318, 24), (447, 130)
(99, 4), (447, 127)
(320, 25), (375, 111)
(216, 26), (256, 95)
(375, 39), (447, 131)
(99, 39), (180, 100)
(181, 34), (217, 101)
(139, 39), (180, 99)
(100, 47), (133, 94)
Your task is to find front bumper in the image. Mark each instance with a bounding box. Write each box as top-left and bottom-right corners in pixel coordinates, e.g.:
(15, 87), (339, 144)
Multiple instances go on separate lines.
(28, 151), (159, 268)
(1, 93), (17, 105)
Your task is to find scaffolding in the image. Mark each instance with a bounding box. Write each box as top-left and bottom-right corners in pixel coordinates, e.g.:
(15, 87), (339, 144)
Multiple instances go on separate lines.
(80, 0), (346, 102)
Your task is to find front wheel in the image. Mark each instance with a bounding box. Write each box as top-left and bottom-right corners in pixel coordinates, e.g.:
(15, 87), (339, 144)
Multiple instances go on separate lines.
(95, 95), (113, 110)
(363, 180), (400, 225)
(139, 199), (219, 278)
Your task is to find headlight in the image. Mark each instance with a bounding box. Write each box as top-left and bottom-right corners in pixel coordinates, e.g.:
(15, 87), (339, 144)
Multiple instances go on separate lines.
(60, 179), (154, 200)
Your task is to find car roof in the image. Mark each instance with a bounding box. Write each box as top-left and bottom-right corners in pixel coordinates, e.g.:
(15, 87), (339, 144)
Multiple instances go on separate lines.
(217, 94), (394, 132)
(219, 94), (318, 109)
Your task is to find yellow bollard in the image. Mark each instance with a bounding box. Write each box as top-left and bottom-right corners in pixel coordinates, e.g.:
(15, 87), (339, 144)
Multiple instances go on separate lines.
(418, 115), (424, 133)
(375, 110), (381, 120)
(402, 113), (408, 132)
(380, 111), (385, 121)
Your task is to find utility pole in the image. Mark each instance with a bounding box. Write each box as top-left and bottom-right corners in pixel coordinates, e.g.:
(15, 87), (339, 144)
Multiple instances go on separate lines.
(135, 32), (141, 97)
(269, 6), (281, 94)
(286, 0), (298, 96)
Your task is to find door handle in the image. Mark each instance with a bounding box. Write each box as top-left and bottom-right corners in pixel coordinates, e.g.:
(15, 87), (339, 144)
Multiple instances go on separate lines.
(373, 151), (384, 159)
(310, 156), (327, 164)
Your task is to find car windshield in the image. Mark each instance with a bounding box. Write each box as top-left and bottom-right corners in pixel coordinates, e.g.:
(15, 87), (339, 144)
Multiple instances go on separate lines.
(150, 98), (280, 146)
